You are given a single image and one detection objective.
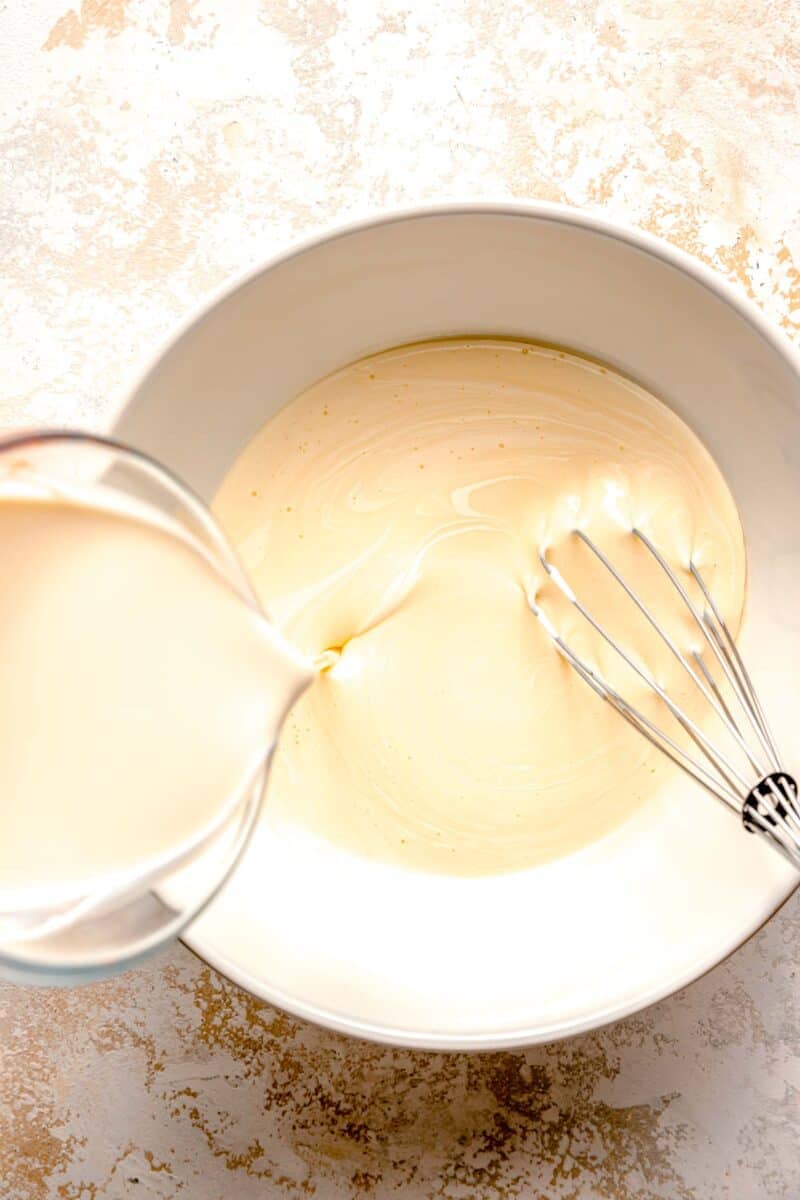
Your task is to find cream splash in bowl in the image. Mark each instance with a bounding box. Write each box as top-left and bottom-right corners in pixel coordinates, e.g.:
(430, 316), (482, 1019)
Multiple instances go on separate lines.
(113, 204), (800, 1049)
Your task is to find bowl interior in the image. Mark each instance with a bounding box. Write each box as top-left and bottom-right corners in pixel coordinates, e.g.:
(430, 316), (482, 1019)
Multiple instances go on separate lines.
(114, 207), (800, 1047)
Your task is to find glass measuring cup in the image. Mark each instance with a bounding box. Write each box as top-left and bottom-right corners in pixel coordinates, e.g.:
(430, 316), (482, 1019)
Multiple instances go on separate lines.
(0, 431), (297, 986)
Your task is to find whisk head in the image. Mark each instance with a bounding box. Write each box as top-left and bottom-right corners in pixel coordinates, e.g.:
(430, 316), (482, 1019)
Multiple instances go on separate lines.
(530, 527), (800, 869)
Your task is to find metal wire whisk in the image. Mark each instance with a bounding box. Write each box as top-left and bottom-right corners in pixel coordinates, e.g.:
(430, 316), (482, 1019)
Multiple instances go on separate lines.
(529, 528), (800, 870)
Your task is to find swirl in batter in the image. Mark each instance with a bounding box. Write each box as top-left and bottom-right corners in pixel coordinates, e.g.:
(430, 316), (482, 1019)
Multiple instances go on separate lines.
(214, 339), (746, 874)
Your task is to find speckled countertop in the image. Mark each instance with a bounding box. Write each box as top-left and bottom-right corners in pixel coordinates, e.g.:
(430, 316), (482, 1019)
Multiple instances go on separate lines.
(2, 3), (800, 1197)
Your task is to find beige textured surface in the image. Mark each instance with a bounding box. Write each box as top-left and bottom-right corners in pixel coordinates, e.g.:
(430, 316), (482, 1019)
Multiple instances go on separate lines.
(1, 2), (800, 1196)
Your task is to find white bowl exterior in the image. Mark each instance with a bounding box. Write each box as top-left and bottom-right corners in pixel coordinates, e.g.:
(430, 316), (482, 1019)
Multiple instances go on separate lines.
(114, 205), (800, 1048)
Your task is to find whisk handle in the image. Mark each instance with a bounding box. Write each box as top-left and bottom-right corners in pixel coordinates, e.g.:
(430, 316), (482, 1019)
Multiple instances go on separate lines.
(743, 773), (800, 870)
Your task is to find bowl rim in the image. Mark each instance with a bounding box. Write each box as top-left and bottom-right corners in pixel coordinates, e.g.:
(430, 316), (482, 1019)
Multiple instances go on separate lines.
(115, 200), (800, 1049)
(113, 199), (800, 432)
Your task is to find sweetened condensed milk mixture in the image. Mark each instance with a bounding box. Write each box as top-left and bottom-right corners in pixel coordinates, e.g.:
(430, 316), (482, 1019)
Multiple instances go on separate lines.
(215, 339), (746, 874)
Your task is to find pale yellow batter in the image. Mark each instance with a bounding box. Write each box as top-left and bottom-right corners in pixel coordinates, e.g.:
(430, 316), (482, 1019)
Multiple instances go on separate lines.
(214, 339), (746, 874)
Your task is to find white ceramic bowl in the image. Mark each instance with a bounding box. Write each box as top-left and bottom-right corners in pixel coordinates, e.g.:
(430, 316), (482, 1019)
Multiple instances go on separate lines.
(113, 203), (800, 1049)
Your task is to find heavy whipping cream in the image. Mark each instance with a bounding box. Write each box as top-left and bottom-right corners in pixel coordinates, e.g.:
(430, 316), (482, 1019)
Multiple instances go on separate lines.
(0, 491), (311, 902)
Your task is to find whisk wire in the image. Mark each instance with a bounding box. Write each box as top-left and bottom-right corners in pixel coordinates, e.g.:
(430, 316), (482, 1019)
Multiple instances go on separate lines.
(691, 651), (740, 732)
(634, 524), (776, 776)
(577, 530), (768, 779)
(531, 528), (800, 869)
(691, 563), (781, 768)
(528, 594), (742, 812)
(634, 529), (770, 763)
(539, 541), (751, 795)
